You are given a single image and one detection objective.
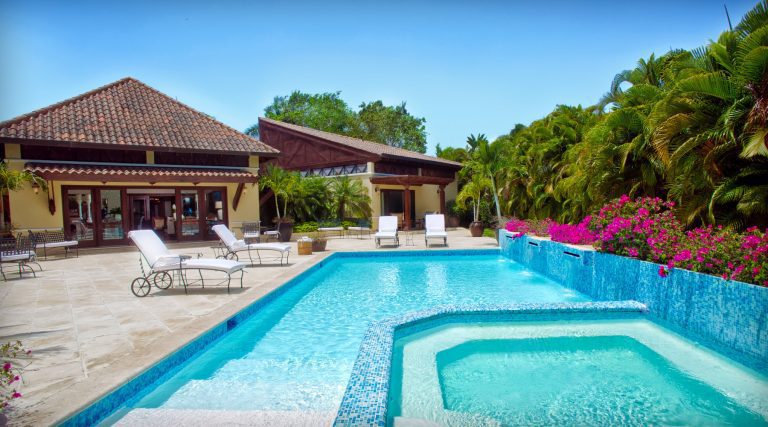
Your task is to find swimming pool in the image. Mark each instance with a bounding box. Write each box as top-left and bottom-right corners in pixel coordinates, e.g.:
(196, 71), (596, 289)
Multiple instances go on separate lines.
(390, 317), (768, 426)
(100, 250), (589, 424)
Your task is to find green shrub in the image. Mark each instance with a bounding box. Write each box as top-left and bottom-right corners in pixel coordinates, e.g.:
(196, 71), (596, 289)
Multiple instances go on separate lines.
(294, 221), (319, 232)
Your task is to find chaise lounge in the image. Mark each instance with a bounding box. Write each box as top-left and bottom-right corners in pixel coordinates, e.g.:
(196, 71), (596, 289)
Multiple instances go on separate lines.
(424, 214), (448, 247)
(127, 230), (245, 297)
(375, 216), (399, 248)
(212, 224), (291, 266)
(28, 229), (78, 260)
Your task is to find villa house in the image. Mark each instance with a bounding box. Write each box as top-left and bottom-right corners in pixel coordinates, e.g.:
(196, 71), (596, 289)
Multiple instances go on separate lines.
(0, 77), (278, 247)
(258, 117), (462, 229)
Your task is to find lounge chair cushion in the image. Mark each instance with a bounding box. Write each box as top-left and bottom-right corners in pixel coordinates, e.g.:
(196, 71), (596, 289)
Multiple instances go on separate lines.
(246, 243), (291, 253)
(39, 240), (78, 248)
(375, 231), (398, 239)
(1, 252), (33, 262)
(182, 258), (244, 275)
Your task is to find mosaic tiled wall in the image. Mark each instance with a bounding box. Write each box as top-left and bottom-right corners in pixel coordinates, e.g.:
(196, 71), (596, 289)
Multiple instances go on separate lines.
(333, 302), (648, 427)
(500, 231), (768, 363)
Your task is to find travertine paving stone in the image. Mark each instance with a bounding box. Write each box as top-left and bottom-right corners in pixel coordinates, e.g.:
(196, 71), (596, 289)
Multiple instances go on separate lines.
(0, 228), (497, 426)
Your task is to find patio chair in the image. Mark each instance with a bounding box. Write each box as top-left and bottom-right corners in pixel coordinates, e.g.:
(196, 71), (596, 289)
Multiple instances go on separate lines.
(318, 219), (345, 238)
(347, 218), (372, 239)
(212, 224), (291, 266)
(0, 235), (40, 281)
(127, 230), (245, 297)
(375, 216), (399, 248)
(425, 214), (448, 247)
(28, 229), (78, 260)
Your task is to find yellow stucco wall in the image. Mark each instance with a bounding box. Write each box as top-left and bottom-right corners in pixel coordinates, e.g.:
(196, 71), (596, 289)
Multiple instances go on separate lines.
(3, 146), (262, 236)
(4, 177), (260, 234)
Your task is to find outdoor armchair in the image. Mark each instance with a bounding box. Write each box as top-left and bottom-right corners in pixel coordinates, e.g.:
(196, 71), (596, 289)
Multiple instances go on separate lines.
(28, 229), (78, 260)
(212, 224), (291, 266)
(0, 234), (40, 281)
(375, 216), (399, 247)
(127, 230), (245, 297)
(425, 214), (448, 247)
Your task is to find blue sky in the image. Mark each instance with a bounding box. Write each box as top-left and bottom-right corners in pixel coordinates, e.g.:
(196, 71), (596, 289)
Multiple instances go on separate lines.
(0, 0), (757, 155)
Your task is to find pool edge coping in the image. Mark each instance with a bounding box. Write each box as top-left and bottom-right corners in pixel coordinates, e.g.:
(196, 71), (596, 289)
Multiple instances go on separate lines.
(55, 248), (502, 426)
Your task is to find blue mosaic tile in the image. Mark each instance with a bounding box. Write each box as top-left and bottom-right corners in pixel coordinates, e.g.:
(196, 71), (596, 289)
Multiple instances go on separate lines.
(333, 301), (648, 427)
(500, 231), (768, 365)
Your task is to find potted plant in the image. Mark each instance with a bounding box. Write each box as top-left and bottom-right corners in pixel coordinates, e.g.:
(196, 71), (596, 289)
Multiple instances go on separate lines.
(261, 164), (298, 242)
(446, 200), (461, 228)
(456, 174), (489, 237)
(311, 231), (327, 251)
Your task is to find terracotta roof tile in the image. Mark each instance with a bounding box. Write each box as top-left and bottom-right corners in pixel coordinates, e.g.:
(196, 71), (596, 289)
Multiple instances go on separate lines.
(258, 117), (462, 168)
(25, 163), (258, 183)
(1, 78), (278, 156)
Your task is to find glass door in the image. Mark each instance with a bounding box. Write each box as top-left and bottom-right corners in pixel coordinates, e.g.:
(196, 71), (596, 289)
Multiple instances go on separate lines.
(66, 189), (96, 245)
(203, 189), (225, 239)
(99, 189), (125, 242)
(180, 190), (201, 239)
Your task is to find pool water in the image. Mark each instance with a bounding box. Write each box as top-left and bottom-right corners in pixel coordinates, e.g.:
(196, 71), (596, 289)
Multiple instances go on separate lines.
(390, 318), (768, 426)
(122, 253), (588, 416)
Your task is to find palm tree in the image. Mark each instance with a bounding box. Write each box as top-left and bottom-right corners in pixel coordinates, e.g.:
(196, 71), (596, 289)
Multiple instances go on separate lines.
(0, 162), (46, 232)
(260, 164), (299, 222)
(329, 176), (371, 219)
(456, 173), (490, 222)
(466, 134), (504, 223)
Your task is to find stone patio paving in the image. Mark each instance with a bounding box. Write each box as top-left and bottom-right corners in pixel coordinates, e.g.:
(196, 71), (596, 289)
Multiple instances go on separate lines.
(0, 228), (497, 426)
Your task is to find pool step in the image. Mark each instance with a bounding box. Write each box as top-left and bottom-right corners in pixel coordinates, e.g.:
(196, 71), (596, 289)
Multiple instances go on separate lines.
(115, 408), (336, 426)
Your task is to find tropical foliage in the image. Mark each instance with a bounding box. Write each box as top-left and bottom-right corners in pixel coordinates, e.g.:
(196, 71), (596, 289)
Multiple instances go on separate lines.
(260, 165), (371, 223)
(246, 91), (428, 153)
(506, 196), (768, 286)
(467, 2), (768, 230)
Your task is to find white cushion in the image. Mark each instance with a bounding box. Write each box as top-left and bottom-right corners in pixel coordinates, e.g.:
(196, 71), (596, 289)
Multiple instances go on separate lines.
(347, 226), (371, 231)
(425, 214), (445, 232)
(375, 231), (398, 238)
(378, 216), (398, 233)
(212, 224), (239, 250)
(426, 231), (448, 238)
(318, 227), (343, 231)
(128, 230), (173, 267)
(1, 252), (33, 262)
(246, 243), (291, 253)
(183, 258), (244, 274)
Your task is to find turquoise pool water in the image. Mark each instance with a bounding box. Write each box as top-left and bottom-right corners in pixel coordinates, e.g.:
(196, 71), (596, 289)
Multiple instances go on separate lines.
(390, 318), (768, 426)
(121, 253), (588, 416)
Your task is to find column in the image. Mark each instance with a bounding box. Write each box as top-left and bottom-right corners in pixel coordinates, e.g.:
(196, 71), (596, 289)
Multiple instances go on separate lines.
(438, 185), (446, 214)
(404, 185), (411, 230)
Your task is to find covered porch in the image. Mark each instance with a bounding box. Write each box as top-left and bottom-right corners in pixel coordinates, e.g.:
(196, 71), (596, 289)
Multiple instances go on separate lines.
(370, 175), (452, 230)
(20, 163), (259, 247)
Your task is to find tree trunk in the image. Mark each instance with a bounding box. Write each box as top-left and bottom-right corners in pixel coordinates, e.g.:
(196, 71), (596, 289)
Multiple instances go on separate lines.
(274, 193), (281, 221)
(489, 177), (502, 224)
(0, 190), (6, 233)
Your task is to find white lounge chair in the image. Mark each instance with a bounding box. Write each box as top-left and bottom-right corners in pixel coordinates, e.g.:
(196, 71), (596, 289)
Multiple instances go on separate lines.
(127, 230), (245, 297)
(375, 216), (399, 248)
(212, 224), (291, 266)
(425, 214), (448, 247)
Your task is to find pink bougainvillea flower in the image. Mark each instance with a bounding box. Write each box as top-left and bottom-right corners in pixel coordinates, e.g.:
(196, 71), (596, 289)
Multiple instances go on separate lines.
(658, 265), (668, 278)
(2, 362), (11, 372)
(11, 391), (22, 399)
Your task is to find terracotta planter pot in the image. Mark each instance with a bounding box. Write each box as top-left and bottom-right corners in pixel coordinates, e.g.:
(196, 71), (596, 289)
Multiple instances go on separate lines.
(277, 221), (293, 242)
(312, 239), (327, 252)
(469, 221), (484, 237)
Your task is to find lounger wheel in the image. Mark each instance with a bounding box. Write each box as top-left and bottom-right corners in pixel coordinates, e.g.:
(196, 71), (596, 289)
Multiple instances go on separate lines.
(152, 271), (173, 290)
(131, 277), (151, 297)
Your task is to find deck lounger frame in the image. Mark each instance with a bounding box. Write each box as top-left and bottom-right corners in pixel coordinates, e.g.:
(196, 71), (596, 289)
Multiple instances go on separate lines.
(128, 230), (245, 297)
(212, 224), (290, 266)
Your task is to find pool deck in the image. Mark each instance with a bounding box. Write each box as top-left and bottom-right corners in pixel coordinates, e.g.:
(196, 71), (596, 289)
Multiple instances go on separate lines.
(0, 228), (497, 426)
